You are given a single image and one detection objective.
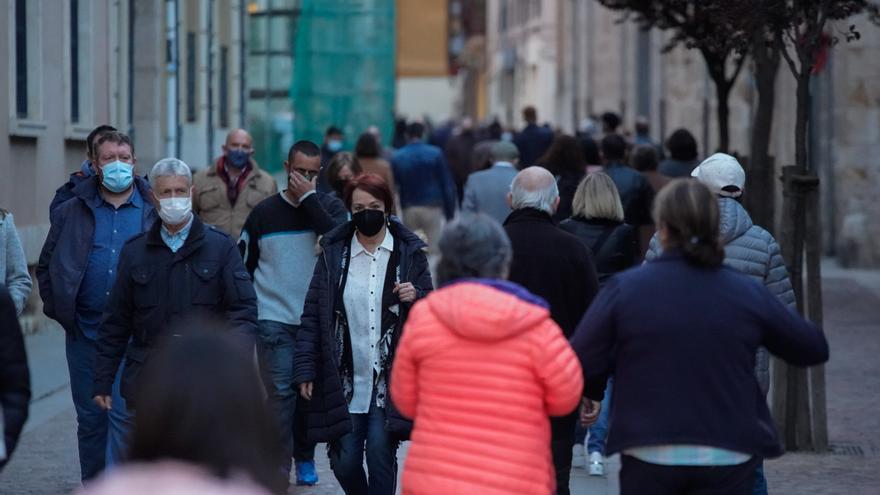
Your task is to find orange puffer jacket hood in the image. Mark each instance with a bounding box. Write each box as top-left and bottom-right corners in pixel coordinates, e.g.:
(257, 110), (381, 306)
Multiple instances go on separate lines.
(391, 281), (583, 495)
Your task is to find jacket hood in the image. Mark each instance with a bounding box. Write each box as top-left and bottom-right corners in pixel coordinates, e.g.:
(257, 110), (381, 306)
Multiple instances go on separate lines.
(718, 197), (754, 243)
(423, 280), (551, 342)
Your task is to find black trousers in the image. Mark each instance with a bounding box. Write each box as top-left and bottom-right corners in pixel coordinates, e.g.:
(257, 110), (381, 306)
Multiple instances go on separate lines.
(620, 454), (759, 495)
(550, 412), (578, 495)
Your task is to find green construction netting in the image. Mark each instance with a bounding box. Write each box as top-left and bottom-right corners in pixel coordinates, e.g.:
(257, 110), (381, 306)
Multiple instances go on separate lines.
(291, 0), (396, 148)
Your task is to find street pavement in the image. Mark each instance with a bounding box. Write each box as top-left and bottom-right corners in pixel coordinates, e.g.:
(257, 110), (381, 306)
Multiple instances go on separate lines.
(1, 259), (878, 494)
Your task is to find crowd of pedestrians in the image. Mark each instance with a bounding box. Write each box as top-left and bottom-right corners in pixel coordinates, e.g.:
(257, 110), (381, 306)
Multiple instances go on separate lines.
(0, 106), (830, 495)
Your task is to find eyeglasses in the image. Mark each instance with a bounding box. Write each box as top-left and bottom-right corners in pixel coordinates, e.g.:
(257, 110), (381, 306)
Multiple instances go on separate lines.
(292, 169), (319, 181)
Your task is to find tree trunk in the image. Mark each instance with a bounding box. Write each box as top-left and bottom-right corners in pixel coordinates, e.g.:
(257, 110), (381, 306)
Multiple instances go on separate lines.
(714, 80), (731, 153)
(804, 181), (828, 452)
(794, 70), (812, 173)
(746, 43), (781, 233)
(779, 167), (813, 450)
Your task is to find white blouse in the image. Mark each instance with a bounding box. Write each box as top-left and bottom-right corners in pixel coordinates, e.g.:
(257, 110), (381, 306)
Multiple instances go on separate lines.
(343, 230), (394, 414)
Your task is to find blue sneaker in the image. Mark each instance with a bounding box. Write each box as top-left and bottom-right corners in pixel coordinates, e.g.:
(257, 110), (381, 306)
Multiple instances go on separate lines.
(295, 460), (319, 486)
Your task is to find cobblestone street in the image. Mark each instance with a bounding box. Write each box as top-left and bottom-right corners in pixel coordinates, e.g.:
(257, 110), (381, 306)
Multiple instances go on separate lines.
(1, 260), (878, 494)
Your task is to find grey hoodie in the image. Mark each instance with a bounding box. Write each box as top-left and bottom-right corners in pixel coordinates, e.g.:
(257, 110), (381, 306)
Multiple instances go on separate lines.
(647, 197), (796, 395)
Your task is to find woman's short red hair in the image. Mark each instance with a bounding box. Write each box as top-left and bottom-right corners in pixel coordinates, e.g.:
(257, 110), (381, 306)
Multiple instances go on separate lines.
(343, 173), (396, 215)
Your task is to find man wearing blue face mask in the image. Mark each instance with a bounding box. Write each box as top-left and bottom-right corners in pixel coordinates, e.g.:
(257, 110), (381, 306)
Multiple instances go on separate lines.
(37, 131), (156, 481)
(193, 128), (277, 239)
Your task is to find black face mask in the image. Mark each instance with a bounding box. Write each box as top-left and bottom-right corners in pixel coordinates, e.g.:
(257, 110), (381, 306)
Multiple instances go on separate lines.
(352, 209), (386, 237)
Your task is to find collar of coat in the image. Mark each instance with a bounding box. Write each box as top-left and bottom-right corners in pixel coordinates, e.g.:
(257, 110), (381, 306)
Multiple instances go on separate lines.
(206, 158), (264, 179)
(504, 207), (555, 226)
(72, 174), (155, 209)
(319, 216), (427, 254)
(145, 214), (207, 257)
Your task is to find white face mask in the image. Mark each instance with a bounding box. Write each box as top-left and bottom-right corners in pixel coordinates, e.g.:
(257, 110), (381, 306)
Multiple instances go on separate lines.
(158, 196), (192, 226)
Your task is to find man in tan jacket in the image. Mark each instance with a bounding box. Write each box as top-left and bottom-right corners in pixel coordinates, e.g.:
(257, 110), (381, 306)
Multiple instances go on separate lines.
(193, 128), (278, 238)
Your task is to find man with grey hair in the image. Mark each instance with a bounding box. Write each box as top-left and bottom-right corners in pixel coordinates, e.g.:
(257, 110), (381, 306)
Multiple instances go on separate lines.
(461, 141), (520, 224)
(93, 158), (258, 415)
(503, 166), (599, 495)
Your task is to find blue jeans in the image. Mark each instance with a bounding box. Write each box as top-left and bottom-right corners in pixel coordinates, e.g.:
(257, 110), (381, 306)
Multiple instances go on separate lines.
(587, 378), (613, 455)
(65, 333), (133, 481)
(328, 401), (399, 495)
(753, 461), (768, 494)
(256, 321), (316, 476)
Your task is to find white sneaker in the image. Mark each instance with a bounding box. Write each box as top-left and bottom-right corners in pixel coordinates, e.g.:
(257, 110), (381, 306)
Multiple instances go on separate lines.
(588, 451), (605, 477)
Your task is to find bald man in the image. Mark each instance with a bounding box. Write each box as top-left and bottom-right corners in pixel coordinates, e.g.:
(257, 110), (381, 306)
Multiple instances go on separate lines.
(193, 128), (278, 238)
(503, 166), (599, 495)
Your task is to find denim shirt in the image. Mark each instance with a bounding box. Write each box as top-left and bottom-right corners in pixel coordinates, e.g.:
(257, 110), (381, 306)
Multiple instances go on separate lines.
(160, 214), (194, 253)
(75, 186), (144, 339)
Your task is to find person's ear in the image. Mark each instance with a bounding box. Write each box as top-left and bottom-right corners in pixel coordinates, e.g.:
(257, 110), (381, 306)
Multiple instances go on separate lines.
(506, 192), (513, 210)
(189, 185), (195, 197)
(221, 144), (229, 154)
(552, 196), (561, 214)
(283, 161), (290, 174)
(152, 191), (161, 208)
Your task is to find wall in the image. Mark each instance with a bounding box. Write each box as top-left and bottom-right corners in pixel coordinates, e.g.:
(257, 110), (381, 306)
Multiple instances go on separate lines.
(1, 0), (246, 265)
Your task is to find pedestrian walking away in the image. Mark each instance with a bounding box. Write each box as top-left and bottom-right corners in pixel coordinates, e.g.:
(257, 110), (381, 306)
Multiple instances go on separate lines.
(559, 172), (639, 476)
(294, 174), (433, 495)
(36, 131), (149, 481)
(461, 141), (520, 224)
(659, 128), (700, 178)
(514, 106), (554, 168)
(646, 153), (797, 494)
(239, 139), (349, 487)
(503, 166), (599, 495)
(391, 122), (457, 252)
(193, 128), (278, 239)
(570, 179), (829, 495)
(92, 158), (258, 416)
(391, 215), (586, 495)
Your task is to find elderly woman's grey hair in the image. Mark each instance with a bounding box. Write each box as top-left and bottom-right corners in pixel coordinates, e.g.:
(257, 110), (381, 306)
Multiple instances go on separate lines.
(149, 158), (193, 186)
(435, 214), (513, 286)
(509, 166), (559, 215)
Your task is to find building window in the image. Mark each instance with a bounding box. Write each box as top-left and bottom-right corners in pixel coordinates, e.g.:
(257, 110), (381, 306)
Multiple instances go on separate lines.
(11, 0), (42, 127)
(219, 45), (229, 128)
(186, 31), (197, 122)
(14, 0), (29, 118)
(70, 0), (80, 122)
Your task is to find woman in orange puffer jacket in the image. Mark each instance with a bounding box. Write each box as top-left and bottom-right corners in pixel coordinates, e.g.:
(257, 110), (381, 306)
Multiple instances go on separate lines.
(391, 214), (585, 495)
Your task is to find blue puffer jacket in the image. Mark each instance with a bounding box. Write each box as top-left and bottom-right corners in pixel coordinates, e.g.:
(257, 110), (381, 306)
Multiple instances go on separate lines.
(646, 197), (795, 394)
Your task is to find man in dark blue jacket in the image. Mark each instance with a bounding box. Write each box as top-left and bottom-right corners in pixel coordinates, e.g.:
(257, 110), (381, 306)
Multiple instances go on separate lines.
(37, 131), (154, 481)
(601, 134), (655, 255)
(92, 158), (257, 414)
(49, 124), (117, 222)
(513, 106), (554, 168)
(391, 122), (457, 252)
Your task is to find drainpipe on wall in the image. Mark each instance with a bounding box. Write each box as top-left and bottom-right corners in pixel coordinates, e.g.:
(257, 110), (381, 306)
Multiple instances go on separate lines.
(207, 0), (215, 163)
(239, 0), (247, 126)
(165, 0), (179, 158)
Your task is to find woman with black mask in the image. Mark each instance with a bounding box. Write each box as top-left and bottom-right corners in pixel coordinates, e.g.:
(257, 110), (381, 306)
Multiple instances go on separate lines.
(294, 173), (433, 495)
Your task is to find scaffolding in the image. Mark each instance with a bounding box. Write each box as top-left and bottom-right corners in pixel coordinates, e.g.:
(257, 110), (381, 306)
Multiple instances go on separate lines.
(291, 0), (397, 147)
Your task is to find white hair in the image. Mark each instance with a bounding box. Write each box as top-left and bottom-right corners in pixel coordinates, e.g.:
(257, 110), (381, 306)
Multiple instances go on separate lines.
(149, 158), (193, 187)
(510, 167), (559, 215)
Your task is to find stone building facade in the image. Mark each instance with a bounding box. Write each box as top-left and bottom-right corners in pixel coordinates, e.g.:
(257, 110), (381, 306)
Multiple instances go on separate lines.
(485, 0), (880, 266)
(1, 0), (247, 270)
